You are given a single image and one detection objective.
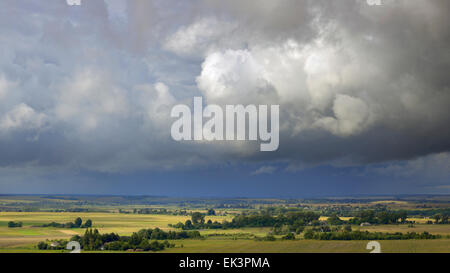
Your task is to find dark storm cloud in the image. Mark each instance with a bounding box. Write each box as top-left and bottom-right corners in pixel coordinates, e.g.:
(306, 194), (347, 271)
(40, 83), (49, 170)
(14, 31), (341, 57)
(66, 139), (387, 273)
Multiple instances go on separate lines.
(0, 0), (449, 189)
(192, 0), (450, 166)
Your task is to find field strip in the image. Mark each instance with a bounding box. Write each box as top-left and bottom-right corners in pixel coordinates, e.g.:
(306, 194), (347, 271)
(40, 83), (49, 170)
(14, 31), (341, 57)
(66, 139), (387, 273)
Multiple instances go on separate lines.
(58, 230), (79, 235)
(0, 236), (69, 248)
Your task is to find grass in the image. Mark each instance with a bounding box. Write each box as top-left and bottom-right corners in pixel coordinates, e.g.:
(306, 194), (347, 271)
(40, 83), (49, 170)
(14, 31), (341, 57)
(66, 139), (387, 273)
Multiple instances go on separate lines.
(0, 212), (449, 253)
(0, 211), (232, 232)
(2, 239), (450, 253)
(359, 224), (450, 235)
(160, 239), (450, 253)
(0, 212), (233, 248)
(200, 227), (271, 237)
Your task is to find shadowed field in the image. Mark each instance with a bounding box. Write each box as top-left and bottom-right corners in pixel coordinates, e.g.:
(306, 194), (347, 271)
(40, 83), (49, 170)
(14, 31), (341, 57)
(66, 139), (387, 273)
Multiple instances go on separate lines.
(161, 239), (450, 253)
(0, 212), (233, 249)
(0, 211), (449, 253)
(2, 239), (450, 253)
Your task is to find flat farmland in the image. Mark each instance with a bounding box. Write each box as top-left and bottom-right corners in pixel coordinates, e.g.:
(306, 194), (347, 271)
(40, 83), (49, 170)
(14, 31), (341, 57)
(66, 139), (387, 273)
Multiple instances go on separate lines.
(1, 211), (449, 253)
(0, 212), (232, 229)
(160, 239), (450, 253)
(2, 237), (450, 253)
(358, 224), (450, 235)
(0, 207), (449, 253)
(0, 212), (233, 249)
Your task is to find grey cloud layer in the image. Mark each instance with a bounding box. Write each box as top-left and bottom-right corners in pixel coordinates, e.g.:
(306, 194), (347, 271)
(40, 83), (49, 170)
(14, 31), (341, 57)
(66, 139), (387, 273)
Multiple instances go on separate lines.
(0, 0), (449, 177)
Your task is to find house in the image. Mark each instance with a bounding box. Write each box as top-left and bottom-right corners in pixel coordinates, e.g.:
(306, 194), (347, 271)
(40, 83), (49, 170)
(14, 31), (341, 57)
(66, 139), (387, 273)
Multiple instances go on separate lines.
(50, 241), (60, 247)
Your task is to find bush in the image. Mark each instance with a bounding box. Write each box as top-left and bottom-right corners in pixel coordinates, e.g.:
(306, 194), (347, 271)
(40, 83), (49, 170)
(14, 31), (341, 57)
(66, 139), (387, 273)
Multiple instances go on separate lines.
(305, 230), (441, 240)
(254, 235), (276, 241)
(36, 240), (67, 250)
(282, 233), (295, 240)
(41, 217), (92, 228)
(8, 221), (22, 228)
(303, 229), (315, 239)
(37, 241), (48, 250)
(45, 228), (178, 252)
(295, 226), (305, 234)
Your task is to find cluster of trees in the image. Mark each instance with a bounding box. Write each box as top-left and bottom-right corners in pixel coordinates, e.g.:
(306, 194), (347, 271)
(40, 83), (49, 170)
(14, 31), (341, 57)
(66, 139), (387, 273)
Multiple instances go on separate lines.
(270, 223), (351, 236)
(281, 233), (296, 240)
(40, 217), (92, 228)
(347, 210), (408, 225)
(259, 206), (318, 216)
(99, 229), (176, 251)
(431, 214), (449, 224)
(38, 228), (176, 252)
(231, 211), (319, 227)
(255, 231), (296, 241)
(254, 235), (276, 241)
(169, 212), (219, 230)
(216, 203), (253, 209)
(7, 221), (23, 228)
(37, 239), (68, 250)
(41, 227), (201, 252)
(310, 225), (352, 233)
(64, 208), (90, 212)
(275, 224), (306, 235)
(70, 229), (120, 250)
(405, 208), (450, 217)
(327, 214), (345, 225)
(130, 208), (186, 215)
(172, 211), (320, 230)
(135, 228), (201, 240)
(129, 208), (216, 216)
(207, 209), (216, 215)
(312, 210), (448, 226)
(304, 230), (440, 240)
(104, 238), (172, 251)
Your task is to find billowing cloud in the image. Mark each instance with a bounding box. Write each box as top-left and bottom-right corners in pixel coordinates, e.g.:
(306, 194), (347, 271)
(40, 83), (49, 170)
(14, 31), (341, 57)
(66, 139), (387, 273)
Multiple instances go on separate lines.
(164, 17), (239, 59)
(315, 94), (371, 137)
(0, 103), (46, 133)
(0, 0), (449, 193)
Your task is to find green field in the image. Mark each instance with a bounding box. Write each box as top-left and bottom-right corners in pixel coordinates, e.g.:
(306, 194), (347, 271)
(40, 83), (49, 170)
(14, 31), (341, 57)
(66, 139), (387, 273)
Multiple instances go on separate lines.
(1, 211), (449, 253)
(160, 239), (450, 253)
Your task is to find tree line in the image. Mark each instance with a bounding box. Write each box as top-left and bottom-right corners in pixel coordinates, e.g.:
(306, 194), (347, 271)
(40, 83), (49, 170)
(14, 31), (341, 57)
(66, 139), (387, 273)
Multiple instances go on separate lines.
(39, 217), (92, 228)
(7, 221), (23, 228)
(346, 210), (408, 225)
(430, 214), (449, 224)
(74, 228), (174, 251)
(37, 227), (201, 252)
(128, 208), (216, 216)
(304, 229), (441, 240)
(170, 211), (320, 230)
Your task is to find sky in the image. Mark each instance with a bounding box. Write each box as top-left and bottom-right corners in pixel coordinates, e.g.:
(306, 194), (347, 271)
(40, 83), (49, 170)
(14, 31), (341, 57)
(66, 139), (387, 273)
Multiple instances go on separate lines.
(0, 0), (449, 197)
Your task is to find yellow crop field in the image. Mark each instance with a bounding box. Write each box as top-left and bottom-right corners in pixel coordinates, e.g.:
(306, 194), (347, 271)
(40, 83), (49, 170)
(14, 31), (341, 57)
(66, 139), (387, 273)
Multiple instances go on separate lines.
(1, 211), (449, 253)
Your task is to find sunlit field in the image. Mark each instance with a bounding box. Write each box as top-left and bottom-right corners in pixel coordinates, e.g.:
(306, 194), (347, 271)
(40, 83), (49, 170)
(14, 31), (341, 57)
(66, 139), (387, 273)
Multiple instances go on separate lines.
(0, 211), (234, 248)
(1, 210), (449, 253)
